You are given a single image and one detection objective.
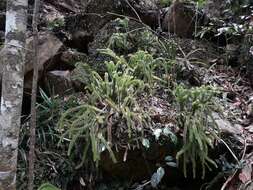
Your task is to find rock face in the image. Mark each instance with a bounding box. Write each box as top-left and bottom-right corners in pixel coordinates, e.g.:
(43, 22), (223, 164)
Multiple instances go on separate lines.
(39, 0), (164, 53)
(25, 32), (64, 74)
(44, 0), (89, 13)
(63, 0), (163, 51)
(24, 32), (64, 91)
(162, 1), (204, 38)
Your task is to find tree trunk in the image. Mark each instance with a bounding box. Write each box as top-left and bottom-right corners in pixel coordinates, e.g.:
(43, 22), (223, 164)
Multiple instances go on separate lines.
(28, 0), (40, 189)
(0, 0), (28, 189)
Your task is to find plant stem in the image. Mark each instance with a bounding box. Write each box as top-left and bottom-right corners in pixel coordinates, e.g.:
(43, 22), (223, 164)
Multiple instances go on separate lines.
(28, 0), (40, 189)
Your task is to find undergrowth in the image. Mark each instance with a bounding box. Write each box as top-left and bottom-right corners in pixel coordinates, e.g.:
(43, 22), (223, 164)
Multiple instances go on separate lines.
(18, 90), (79, 189)
(173, 85), (220, 179)
(57, 17), (222, 184)
(17, 16), (226, 189)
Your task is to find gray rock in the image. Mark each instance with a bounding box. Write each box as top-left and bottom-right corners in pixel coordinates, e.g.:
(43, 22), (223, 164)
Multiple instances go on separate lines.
(24, 32), (64, 91)
(162, 1), (204, 38)
(45, 70), (74, 95)
(60, 49), (88, 67)
(25, 31), (64, 75)
(212, 112), (244, 143)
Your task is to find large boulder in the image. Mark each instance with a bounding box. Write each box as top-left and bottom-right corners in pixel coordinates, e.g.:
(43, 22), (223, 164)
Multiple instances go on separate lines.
(25, 31), (64, 74)
(64, 0), (121, 49)
(162, 1), (205, 38)
(24, 32), (64, 91)
(64, 0), (162, 52)
(38, 0), (165, 53)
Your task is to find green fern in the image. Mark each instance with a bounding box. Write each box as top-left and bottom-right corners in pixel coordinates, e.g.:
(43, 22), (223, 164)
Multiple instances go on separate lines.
(58, 51), (152, 167)
(174, 85), (219, 179)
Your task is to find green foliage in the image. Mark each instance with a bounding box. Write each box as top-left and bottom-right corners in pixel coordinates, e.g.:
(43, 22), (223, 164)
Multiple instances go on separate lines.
(159, 0), (172, 7)
(108, 18), (177, 60)
(108, 18), (130, 52)
(16, 11), (235, 189)
(196, 0), (252, 39)
(136, 30), (159, 52)
(216, 24), (246, 36)
(38, 183), (60, 190)
(128, 50), (161, 85)
(115, 17), (129, 30)
(173, 85), (219, 179)
(17, 90), (78, 189)
(59, 49), (154, 167)
(106, 18), (177, 89)
(47, 18), (65, 31)
(109, 32), (130, 51)
(193, 0), (207, 6)
(99, 49), (173, 88)
(159, 0), (207, 7)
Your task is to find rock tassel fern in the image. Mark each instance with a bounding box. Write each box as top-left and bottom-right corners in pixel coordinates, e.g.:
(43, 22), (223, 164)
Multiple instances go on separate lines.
(58, 50), (152, 167)
(174, 85), (219, 179)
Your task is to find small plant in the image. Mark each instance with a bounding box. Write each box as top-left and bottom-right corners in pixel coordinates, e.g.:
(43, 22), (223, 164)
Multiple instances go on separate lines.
(47, 18), (65, 31)
(38, 183), (60, 190)
(136, 30), (159, 52)
(100, 49), (174, 88)
(114, 17), (129, 31)
(108, 18), (130, 52)
(129, 50), (164, 86)
(159, 0), (172, 7)
(109, 32), (130, 51)
(173, 85), (219, 179)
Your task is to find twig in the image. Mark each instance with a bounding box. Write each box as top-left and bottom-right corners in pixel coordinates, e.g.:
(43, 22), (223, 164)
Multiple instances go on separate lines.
(124, 0), (142, 23)
(218, 137), (240, 164)
(28, 0), (40, 189)
(241, 138), (247, 160)
(221, 170), (238, 190)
